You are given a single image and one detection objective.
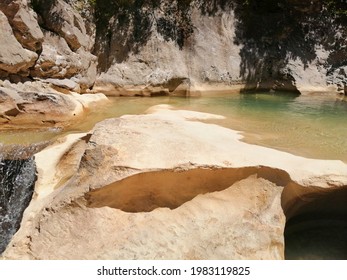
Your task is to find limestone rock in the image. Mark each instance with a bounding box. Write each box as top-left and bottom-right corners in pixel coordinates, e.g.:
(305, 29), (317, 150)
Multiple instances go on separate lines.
(31, 31), (97, 86)
(0, 11), (37, 75)
(0, 85), (80, 127)
(23, 176), (286, 260)
(0, 81), (107, 129)
(285, 46), (342, 94)
(94, 1), (346, 95)
(45, 78), (79, 91)
(94, 7), (242, 95)
(0, 0), (43, 52)
(34, 0), (91, 51)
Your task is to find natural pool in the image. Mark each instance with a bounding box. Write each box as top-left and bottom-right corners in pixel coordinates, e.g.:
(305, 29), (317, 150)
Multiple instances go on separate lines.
(1, 92), (346, 163)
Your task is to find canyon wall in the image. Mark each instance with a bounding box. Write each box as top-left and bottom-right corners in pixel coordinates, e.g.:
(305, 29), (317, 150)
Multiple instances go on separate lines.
(94, 0), (347, 95)
(0, 0), (346, 96)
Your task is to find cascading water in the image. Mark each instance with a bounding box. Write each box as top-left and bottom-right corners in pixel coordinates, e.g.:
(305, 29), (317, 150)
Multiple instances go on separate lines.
(0, 144), (41, 254)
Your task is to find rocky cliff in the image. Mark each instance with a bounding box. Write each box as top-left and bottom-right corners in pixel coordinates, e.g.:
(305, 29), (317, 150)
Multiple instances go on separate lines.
(0, 0), (346, 98)
(94, 0), (347, 95)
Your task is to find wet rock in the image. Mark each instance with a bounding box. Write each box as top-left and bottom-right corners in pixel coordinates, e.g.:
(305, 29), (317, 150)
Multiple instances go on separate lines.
(0, 156), (36, 254)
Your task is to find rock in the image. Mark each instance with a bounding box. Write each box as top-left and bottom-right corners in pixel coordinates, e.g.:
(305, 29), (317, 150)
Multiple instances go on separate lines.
(31, 31), (97, 86)
(73, 57), (97, 91)
(94, 1), (346, 94)
(0, 0), (43, 52)
(0, 156), (36, 255)
(0, 0), (96, 86)
(0, 81), (107, 129)
(0, 87), (23, 120)
(285, 46), (340, 94)
(33, 0), (91, 51)
(2, 106), (346, 259)
(45, 78), (79, 91)
(0, 11), (37, 75)
(0, 85), (80, 127)
(94, 6), (243, 95)
(17, 175), (286, 259)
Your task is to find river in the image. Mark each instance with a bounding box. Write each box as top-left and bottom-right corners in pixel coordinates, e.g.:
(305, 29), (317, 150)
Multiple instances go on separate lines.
(1, 92), (346, 162)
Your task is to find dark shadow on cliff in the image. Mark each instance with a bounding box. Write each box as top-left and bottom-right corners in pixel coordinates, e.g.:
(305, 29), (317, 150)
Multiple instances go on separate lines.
(199, 0), (346, 92)
(94, 0), (194, 72)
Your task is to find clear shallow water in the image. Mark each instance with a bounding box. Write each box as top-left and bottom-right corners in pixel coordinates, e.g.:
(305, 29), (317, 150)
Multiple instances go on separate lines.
(1, 92), (347, 162)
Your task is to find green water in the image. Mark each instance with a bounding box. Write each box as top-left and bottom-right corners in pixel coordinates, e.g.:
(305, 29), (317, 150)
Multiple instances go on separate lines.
(1, 92), (347, 162)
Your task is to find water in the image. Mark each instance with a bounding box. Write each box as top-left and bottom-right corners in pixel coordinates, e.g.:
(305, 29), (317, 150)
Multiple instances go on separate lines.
(0, 92), (347, 162)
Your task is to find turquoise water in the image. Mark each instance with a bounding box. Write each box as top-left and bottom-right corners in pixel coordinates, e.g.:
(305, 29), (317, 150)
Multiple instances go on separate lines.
(1, 92), (347, 162)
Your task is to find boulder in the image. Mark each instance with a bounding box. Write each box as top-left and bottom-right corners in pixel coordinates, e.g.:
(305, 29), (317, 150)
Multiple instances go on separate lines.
(0, 11), (37, 75)
(0, 0), (43, 52)
(33, 0), (91, 51)
(0, 85), (80, 127)
(31, 31), (97, 86)
(45, 78), (79, 91)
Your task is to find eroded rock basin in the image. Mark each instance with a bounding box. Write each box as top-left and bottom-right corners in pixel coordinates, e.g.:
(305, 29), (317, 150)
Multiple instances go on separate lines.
(85, 167), (347, 260)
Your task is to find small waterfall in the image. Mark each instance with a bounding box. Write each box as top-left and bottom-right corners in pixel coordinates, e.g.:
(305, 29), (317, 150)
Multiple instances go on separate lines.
(0, 143), (47, 254)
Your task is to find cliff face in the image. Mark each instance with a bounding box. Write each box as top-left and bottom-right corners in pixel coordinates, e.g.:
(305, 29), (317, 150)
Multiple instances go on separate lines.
(93, 0), (347, 94)
(0, 0), (346, 95)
